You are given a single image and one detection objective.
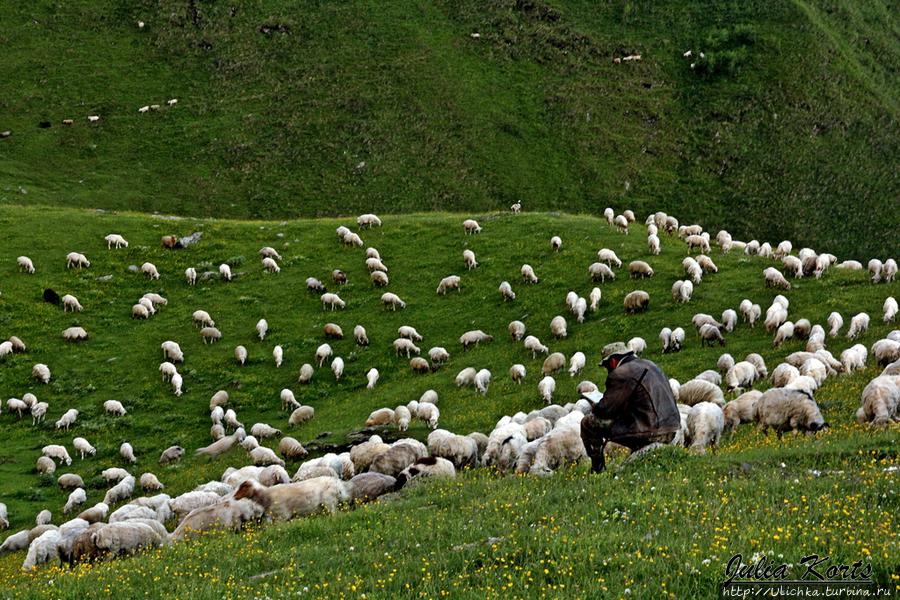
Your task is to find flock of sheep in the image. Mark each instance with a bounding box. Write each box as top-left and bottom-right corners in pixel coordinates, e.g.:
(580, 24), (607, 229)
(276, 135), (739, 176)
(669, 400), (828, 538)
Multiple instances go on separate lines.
(1, 207), (897, 573)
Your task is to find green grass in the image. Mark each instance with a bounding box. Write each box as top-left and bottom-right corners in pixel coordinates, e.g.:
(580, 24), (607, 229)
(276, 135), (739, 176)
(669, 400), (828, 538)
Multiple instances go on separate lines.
(0, 0), (897, 258)
(0, 205), (897, 598)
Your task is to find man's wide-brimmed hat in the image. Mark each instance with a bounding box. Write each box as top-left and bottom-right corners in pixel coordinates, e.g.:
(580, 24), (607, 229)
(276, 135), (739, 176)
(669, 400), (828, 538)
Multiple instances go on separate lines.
(600, 342), (630, 364)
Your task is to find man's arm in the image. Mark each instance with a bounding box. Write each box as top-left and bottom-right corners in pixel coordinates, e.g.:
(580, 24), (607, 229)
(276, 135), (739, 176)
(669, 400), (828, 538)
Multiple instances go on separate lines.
(593, 373), (632, 419)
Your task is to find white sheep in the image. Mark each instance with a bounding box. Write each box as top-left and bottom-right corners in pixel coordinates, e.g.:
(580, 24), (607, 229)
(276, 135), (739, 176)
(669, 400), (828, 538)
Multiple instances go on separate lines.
(381, 292), (406, 310)
(463, 219), (482, 234)
(685, 402), (724, 454)
(550, 236), (562, 251)
(63, 489), (88, 515)
(331, 356), (345, 381)
(43, 445), (72, 465)
(55, 408), (78, 430)
(510, 363), (526, 383)
(32, 364), (51, 384)
(289, 405), (315, 426)
(463, 249), (478, 270)
(73, 437), (96, 459)
(724, 361), (757, 392)
(623, 290), (650, 313)
(840, 344), (868, 374)
(321, 293), (346, 310)
(62, 327), (88, 342)
(298, 363), (314, 384)
(723, 390), (763, 431)
(357, 213), (382, 228)
(66, 252), (90, 269)
(614, 214), (629, 233)
(648, 234), (660, 255)
(869, 259), (883, 283)
(872, 339), (900, 367)
(171, 373), (183, 396)
(521, 264), (539, 284)
(475, 369), (492, 395)
(437, 275), (461, 294)
(550, 316), (567, 339)
(219, 263), (233, 281)
(459, 329), (492, 349)
(140, 262), (160, 280)
(17, 256), (35, 274)
(677, 379), (724, 407)
(499, 281), (516, 301)
(262, 257), (280, 273)
(61, 294), (83, 312)
(120, 443), (137, 464)
(597, 248), (622, 268)
(103, 475), (136, 506)
(235, 345), (248, 365)
(185, 267), (197, 285)
(366, 368), (379, 389)
(856, 375), (899, 427)
(273, 345), (283, 368)
(884, 297), (898, 323)
(884, 259), (898, 282)
(315, 343), (333, 367)
(773, 321), (795, 347)
(538, 376), (556, 404)
(588, 262), (615, 282)
(589, 287), (601, 312)
(764, 267), (791, 290)
(159, 361), (178, 381)
(847, 313), (870, 339)
(524, 335), (549, 358)
(568, 352), (586, 377)
(755, 389), (826, 435)
(721, 309), (737, 332)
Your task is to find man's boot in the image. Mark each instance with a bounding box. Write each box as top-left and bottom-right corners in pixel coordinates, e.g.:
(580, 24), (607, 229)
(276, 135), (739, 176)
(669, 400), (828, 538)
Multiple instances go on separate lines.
(590, 453), (606, 474)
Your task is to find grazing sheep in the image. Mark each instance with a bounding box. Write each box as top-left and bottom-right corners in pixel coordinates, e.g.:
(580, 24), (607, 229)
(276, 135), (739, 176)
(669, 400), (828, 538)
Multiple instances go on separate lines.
(499, 281), (516, 301)
(588, 262), (616, 284)
(868, 259), (883, 283)
(315, 343), (333, 367)
(794, 319), (812, 340)
(161, 341), (183, 362)
(542, 352), (566, 375)
(695, 370), (722, 386)
(200, 326), (222, 344)
(381, 292), (406, 310)
(289, 406), (315, 427)
(568, 352), (586, 377)
(73, 437), (96, 459)
(428, 347), (450, 365)
(272, 345), (284, 368)
(354, 325), (369, 346)
(92, 521), (165, 556)
(509, 320), (526, 341)
(847, 313), (870, 339)
(697, 254), (718, 273)
(603, 207), (615, 224)
(765, 306), (788, 333)
(856, 376), (900, 427)
(159, 446), (184, 465)
(723, 390), (763, 431)
(721, 309), (737, 332)
(66, 252), (90, 269)
(61, 294), (83, 312)
(55, 408), (79, 430)
(764, 267), (791, 290)
(32, 364), (51, 384)
(678, 379), (724, 407)
(62, 327), (88, 342)
(510, 363), (526, 383)
(614, 215), (629, 233)
(77, 503), (110, 524)
(629, 261), (653, 279)
(22, 529), (63, 570)
(278, 437), (308, 460)
(251, 423), (282, 440)
(773, 321), (795, 347)
(699, 324), (726, 347)
(457, 368), (478, 388)
(550, 316), (567, 339)
(756, 389), (826, 435)
(717, 353), (735, 375)
(538, 376), (556, 404)
(782, 256), (803, 278)
(872, 339), (900, 367)
(596, 248), (622, 268)
(623, 290), (650, 313)
(321, 293), (346, 310)
(463, 219), (482, 234)
(170, 373), (183, 396)
(366, 368), (379, 389)
(64, 489), (88, 514)
(140, 473), (163, 492)
(43, 445), (72, 466)
(370, 270), (389, 287)
(463, 249), (478, 270)
(648, 234), (660, 255)
(250, 447), (285, 467)
(410, 357), (430, 373)
(724, 361), (757, 391)
(482, 423), (527, 471)
(474, 369), (492, 394)
(58, 473), (85, 489)
(772, 363), (801, 387)
(17, 256), (35, 274)
(393, 338), (420, 358)
(103, 475), (136, 506)
(459, 329), (492, 349)
(885, 297), (898, 323)
(883, 259), (898, 283)
(521, 264), (539, 284)
(298, 363), (314, 384)
(744, 353), (768, 379)
(660, 327), (673, 353)
(627, 337), (646, 355)
(102, 400), (127, 417)
(209, 390), (229, 411)
(685, 402), (724, 454)
(306, 277), (326, 293)
(587, 289), (602, 313)
(683, 258), (703, 284)
(235, 345), (248, 365)
(140, 262), (160, 280)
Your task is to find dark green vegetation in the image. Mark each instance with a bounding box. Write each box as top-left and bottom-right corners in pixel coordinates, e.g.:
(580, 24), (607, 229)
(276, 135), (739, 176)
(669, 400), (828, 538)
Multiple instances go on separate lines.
(0, 206), (897, 598)
(1, 1), (897, 258)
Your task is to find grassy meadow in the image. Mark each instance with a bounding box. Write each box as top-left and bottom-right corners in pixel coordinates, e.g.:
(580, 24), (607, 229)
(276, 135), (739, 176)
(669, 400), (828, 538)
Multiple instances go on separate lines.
(0, 205), (896, 598)
(0, 0), (897, 258)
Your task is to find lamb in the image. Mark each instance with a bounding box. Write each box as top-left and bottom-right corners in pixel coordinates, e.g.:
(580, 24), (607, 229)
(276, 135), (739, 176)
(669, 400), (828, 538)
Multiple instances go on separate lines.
(677, 379), (724, 407)
(499, 281), (516, 301)
(278, 437), (308, 460)
(847, 313), (870, 339)
(354, 325), (369, 346)
(289, 406), (315, 426)
(538, 376), (556, 404)
(115, 442), (136, 467)
(161, 341), (183, 362)
(723, 390), (763, 431)
(73, 437), (96, 459)
(624, 337), (645, 356)
(459, 329), (492, 349)
(623, 290), (650, 313)
(629, 261), (654, 279)
(140, 262), (160, 280)
(550, 316), (567, 339)
(475, 369), (492, 394)
(61, 293), (83, 312)
(381, 292), (406, 310)
(764, 267), (791, 290)
(542, 352), (566, 375)
(298, 363), (314, 384)
(43, 445), (72, 465)
(55, 408), (79, 430)
(521, 264), (539, 284)
(235, 345), (248, 365)
(856, 376), (900, 427)
(140, 473), (163, 492)
(510, 364), (526, 383)
(32, 364), (51, 384)
(366, 368), (379, 389)
(463, 249), (478, 270)
(699, 324), (726, 347)
(66, 252), (90, 269)
(588, 262), (615, 282)
(321, 293), (346, 310)
(159, 446), (185, 465)
(590, 287), (601, 312)
(463, 219), (482, 234)
(17, 256), (35, 273)
(684, 402), (724, 454)
(568, 352), (586, 377)
(885, 297), (898, 323)
(772, 363), (801, 387)
(755, 389), (826, 435)
(393, 338), (420, 357)
(103, 475), (136, 506)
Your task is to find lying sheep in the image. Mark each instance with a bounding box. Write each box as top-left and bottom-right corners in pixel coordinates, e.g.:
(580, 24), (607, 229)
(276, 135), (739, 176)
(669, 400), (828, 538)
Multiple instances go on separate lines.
(756, 389), (826, 435)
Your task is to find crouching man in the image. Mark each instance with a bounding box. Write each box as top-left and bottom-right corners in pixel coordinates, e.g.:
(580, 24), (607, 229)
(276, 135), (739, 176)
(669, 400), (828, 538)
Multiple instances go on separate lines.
(581, 342), (681, 473)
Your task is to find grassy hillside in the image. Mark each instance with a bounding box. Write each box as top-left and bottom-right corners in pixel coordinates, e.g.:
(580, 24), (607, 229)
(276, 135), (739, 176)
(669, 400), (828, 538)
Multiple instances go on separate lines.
(0, 0), (897, 259)
(0, 206), (897, 597)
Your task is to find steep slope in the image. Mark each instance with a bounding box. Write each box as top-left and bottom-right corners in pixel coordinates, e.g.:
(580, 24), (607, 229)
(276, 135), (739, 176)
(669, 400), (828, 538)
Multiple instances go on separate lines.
(0, 0), (897, 258)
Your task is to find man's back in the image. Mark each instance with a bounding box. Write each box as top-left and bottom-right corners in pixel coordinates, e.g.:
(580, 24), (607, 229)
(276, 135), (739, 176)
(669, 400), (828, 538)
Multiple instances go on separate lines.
(594, 354), (680, 438)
